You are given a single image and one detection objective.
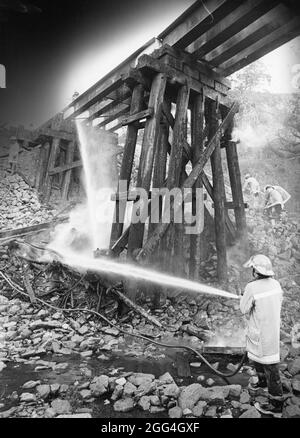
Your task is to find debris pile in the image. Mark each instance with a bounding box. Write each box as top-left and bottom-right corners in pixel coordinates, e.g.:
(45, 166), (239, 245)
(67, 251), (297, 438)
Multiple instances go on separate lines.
(0, 174), (55, 230)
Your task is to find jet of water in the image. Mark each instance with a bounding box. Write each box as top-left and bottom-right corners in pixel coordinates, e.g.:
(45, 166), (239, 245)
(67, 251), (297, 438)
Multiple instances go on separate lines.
(58, 251), (240, 300)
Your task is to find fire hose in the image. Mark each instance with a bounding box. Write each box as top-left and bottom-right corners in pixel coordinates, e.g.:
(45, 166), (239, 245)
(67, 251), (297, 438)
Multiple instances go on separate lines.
(0, 270), (247, 383)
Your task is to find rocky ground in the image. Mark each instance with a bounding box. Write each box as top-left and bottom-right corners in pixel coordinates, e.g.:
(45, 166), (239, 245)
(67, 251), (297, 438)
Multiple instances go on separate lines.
(0, 174), (55, 230)
(1, 181), (300, 418)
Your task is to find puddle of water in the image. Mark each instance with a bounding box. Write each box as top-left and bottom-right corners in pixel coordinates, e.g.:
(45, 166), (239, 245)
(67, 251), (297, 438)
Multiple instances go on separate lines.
(0, 348), (249, 418)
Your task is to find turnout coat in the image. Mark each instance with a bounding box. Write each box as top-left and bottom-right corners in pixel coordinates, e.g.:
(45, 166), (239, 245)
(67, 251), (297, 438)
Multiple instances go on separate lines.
(240, 278), (283, 364)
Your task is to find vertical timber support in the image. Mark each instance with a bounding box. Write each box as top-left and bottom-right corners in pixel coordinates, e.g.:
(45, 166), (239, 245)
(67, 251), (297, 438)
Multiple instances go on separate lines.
(42, 138), (60, 202)
(127, 73), (167, 258)
(61, 140), (76, 202)
(225, 122), (247, 240)
(208, 100), (228, 283)
(169, 86), (190, 275)
(189, 91), (205, 280)
(110, 84), (145, 247)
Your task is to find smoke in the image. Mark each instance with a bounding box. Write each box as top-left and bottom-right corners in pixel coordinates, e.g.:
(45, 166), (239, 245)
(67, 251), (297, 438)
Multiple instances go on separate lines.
(48, 122), (118, 256)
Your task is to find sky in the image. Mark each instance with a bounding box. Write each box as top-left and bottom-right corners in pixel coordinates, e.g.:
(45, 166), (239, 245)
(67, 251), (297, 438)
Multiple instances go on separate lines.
(0, 0), (299, 128)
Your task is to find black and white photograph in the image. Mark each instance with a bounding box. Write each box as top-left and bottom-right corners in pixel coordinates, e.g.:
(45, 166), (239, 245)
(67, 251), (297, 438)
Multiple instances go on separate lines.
(0, 0), (300, 423)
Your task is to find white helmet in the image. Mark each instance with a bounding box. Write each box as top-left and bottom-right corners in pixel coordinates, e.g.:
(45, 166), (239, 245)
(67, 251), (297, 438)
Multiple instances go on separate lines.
(243, 254), (274, 277)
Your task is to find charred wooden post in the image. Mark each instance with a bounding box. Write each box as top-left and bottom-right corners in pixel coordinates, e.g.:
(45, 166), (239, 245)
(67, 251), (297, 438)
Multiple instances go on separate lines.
(189, 92), (205, 280)
(61, 140), (76, 202)
(208, 100), (228, 283)
(224, 120), (247, 240)
(110, 84), (145, 247)
(35, 142), (50, 192)
(43, 138), (60, 202)
(127, 73), (167, 258)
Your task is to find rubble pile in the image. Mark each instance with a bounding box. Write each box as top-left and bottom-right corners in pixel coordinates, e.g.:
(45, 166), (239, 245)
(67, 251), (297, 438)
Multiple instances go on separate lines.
(0, 174), (55, 230)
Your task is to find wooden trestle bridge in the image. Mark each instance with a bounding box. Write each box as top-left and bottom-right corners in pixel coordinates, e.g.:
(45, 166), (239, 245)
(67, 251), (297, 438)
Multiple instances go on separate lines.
(15, 0), (300, 284)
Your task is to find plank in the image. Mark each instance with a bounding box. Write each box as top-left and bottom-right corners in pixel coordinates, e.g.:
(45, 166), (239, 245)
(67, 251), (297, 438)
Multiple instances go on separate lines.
(208, 100), (228, 282)
(158, 0), (241, 49)
(221, 17), (300, 76)
(121, 107), (153, 126)
(189, 92), (205, 280)
(49, 160), (82, 176)
(187, 0), (280, 59)
(43, 138), (60, 202)
(61, 140), (76, 202)
(127, 73), (167, 258)
(110, 84), (145, 247)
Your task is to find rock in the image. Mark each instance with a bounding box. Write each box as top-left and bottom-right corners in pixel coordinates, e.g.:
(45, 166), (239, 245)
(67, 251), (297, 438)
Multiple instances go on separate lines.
(178, 384), (203, 410)
(44, 408), (56, 418)
(115, 377), (127, 386)
(283, 404), (300, 418)
(138, 396), (151, 411)
(206, 378), (215, 386)
(190, 362), (201, 368)
(59, 384), (69, 394)
(128, 373), (155, 387)
(22, 380), (41, 389)
(113, 398), (134, 413)
(228, 384), (242, 398)
(292, 376), (300, 393)
(162, 383), (180, 398)
(239, 407), (261, 418)
(111, 385), (123, 401)
(36, 384), (51, 399)
(51, 399), (72, 414)
(288, 358), (300, 376)
(240, 391), (250, 404)
(50, 383), (60, 395)
(168, 406), (183, 418)
(183, 408), (193, 416)
(90, 375), (109, 397)
(192, 401), (207, 417)
(0, 361), (7, 372)
(80, 350), (93, 358)
(80, 389), (92, 399)
(149, 395), (160, 406)
(159, 372), (175, 385)
(205, 406), (217, 417)
(20, 393), (37, 403)
(123, 382), (137, 397)
(150, 406), (165, 414)
(220, 409), (233, 418)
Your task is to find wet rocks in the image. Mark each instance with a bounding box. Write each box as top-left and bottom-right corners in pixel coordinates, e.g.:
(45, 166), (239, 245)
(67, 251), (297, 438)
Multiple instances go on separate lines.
(113, 398), (135, 413)
(36, 384), (51, 400)
(20, 393), (37, 403)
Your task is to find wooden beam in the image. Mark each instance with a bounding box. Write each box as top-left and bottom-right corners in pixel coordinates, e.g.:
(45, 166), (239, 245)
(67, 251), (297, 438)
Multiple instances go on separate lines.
(61, 140), (76, 202)
(121, 107), (154, 126)
(187, 0), (280, 59)
(49, 160), (82, 176)
(208, 100), (227, 282)
(95, 105), (129, 128)
(158, 0), (242, 49)
(43, 138), (60, 202)
(221, 17), (300, 76)
(206, 3), (291, 66)
(127, 73), (167, 258)
(110, 84), (145, 247)
(189, 92), (205, 280)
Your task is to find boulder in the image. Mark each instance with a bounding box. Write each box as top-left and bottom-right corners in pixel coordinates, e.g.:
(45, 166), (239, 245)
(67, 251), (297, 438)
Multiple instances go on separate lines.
(162, 383), (180, 398)
(178, 384), (203, 410)
(239, 408), (261, 418)
(138, 396), (151, 411)
(36, 384), (51, 399)
(123, 382), (137, 397)
(168, 406), (183, 418)
(20, 393), (37, 403)
(51, 399), (72, 414)
(288, 358), (300, 376)
(113, 398), (134, 413)
(128, 373), (155, 387)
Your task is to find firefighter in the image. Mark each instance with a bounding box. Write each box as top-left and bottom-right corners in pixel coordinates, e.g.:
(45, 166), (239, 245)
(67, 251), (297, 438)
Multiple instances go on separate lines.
(264, 185), (284, 223)
(243, 174), (260, 209)
(240, 254), (285, 417)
